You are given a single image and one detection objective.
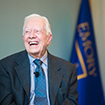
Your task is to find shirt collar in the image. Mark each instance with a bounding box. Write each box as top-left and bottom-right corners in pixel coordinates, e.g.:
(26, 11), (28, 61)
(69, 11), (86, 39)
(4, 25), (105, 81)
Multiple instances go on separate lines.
(40, 51), (47, 66)
(28, 51), (48, 66)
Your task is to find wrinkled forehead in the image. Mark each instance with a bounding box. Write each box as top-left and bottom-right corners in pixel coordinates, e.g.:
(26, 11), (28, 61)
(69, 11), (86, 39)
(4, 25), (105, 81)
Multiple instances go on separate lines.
(24, 17), (46, 30)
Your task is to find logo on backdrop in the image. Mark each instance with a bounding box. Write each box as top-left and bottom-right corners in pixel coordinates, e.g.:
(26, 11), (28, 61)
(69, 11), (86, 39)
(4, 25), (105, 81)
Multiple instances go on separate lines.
(75, 22), (97, 80)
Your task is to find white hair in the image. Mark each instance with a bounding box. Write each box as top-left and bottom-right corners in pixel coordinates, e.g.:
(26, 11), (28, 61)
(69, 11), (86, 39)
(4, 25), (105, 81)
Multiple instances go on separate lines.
(22, 14), (52, 35)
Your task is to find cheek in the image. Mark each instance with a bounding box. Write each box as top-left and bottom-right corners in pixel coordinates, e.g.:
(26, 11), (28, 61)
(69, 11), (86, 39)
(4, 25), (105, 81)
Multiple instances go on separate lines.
(44, 37), (49, 45)
(40, 36), (47, 43)
(23, 36), (28, 42)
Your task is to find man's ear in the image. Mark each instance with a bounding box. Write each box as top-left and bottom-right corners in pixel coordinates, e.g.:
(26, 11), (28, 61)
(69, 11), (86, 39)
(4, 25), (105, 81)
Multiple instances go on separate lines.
(47, 34), (53, 46)
(23, 35), (25, 41)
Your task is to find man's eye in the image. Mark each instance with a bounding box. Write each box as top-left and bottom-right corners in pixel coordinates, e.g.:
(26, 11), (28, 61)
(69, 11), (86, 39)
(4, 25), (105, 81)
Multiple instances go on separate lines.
(36, 30), (42, 34)
(36, 30), (40, 33)
(26, 31), (29, 33)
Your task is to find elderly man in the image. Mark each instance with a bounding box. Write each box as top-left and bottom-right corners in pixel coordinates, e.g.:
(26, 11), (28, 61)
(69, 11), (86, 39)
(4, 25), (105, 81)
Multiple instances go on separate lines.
(0, 14), (78, 105)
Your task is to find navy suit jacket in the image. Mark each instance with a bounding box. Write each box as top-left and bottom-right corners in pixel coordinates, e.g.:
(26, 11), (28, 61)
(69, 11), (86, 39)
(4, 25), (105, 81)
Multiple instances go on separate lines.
(0, 50), (78, 105)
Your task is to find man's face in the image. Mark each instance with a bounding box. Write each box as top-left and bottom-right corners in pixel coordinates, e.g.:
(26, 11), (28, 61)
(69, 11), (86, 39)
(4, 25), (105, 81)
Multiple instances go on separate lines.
(23, 17), (52, 58)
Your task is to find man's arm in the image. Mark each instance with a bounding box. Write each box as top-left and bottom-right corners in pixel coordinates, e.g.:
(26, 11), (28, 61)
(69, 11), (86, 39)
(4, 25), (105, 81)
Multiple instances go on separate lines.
(0, 61), (16, 105)
(62, 66), (78, 105)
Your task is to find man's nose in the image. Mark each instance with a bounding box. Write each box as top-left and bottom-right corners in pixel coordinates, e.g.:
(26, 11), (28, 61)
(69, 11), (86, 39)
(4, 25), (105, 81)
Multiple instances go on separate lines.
(29, 31), (36, 38)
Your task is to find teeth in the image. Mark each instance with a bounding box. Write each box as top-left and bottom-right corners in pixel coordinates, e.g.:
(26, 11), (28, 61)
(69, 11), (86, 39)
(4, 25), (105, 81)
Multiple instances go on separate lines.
(30, 42), (38, 45)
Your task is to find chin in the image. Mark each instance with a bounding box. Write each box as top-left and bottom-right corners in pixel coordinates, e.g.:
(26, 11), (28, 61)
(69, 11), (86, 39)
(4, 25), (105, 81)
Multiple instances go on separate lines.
(30, 50), (40, 54)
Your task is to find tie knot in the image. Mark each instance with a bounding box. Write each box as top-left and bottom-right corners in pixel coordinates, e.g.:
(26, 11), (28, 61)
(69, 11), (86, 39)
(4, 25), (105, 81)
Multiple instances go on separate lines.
(34, 59), (42, 67)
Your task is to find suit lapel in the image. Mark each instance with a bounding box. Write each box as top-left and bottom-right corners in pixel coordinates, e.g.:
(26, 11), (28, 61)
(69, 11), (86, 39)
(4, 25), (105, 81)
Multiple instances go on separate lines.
(48, 53), (63, 105)
(14, 51), (30, 100)
(13, 51), (63, 104)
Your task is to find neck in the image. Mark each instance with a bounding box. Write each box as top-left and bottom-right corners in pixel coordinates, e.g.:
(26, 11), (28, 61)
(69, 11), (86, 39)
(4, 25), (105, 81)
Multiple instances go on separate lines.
(29, 50), (47, 59)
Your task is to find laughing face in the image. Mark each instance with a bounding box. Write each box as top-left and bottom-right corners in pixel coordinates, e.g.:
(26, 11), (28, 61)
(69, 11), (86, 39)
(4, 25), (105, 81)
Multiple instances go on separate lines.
(23, 17), (52, 58)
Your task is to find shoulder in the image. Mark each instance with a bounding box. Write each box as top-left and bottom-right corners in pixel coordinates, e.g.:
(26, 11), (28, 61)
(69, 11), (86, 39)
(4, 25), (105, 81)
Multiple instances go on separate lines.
(0, 50), (27, 65)
(48, 52), (76, 70)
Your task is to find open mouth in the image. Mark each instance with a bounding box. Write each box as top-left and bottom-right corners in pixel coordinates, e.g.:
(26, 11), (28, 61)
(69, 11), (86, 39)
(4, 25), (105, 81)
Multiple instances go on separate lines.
(29, 42), (39, 46)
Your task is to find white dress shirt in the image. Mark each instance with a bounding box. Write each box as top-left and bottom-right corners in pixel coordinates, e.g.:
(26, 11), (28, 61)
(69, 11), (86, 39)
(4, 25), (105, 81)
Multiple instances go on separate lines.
(28, 51), (50, 105)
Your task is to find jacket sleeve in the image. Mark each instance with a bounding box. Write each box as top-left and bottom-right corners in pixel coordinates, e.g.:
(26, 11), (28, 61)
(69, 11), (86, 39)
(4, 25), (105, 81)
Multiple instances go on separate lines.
(0, 61), (16, 105)
(62, 66), (78, 105)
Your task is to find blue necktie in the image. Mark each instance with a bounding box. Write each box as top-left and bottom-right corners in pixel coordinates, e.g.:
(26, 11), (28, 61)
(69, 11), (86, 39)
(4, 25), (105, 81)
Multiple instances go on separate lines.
(34, 59), (48, 105)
